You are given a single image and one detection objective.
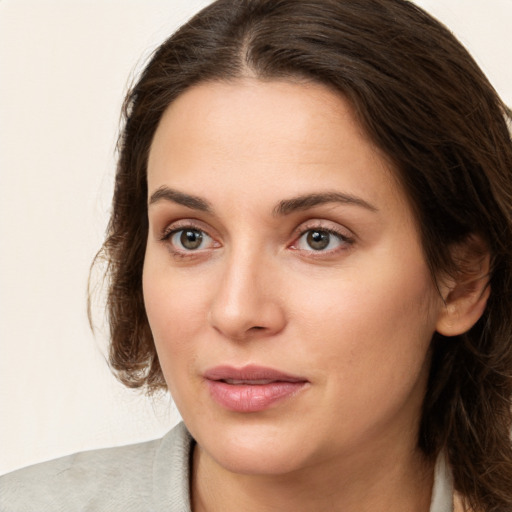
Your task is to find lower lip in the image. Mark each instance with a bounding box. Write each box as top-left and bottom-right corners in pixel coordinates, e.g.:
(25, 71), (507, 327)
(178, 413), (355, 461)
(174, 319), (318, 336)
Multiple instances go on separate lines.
(206, 380), (307, 412)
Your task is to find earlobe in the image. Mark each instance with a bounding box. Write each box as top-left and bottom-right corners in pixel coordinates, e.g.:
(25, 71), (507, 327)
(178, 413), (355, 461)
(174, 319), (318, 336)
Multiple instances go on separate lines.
(435, 237), (491, 337)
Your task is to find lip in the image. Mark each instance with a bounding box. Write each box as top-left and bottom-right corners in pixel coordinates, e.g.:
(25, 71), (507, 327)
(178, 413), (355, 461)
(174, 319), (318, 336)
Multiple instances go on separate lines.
(204, 365), (309, 413)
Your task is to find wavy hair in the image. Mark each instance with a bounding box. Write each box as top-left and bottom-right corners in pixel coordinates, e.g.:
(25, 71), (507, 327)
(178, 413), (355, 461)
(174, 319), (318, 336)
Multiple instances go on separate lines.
(95, 0), (512, 509)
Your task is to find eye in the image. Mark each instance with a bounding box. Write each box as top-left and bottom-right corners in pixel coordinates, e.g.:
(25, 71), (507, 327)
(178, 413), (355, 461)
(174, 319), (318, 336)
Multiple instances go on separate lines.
(168, 228), (213, 251)
(294, 228), (351, 252)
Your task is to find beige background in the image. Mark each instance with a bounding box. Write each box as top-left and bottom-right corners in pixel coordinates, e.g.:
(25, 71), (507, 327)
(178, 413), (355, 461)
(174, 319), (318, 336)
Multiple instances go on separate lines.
(1, 0), (511, 475)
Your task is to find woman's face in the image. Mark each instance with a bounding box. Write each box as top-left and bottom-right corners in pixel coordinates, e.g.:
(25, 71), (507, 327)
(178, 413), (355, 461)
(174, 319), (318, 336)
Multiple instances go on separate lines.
(143, 79), (444, 476)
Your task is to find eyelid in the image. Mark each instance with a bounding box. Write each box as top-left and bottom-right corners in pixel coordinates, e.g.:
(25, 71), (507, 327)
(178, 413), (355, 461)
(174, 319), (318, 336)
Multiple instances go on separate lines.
(159, 219), (221, 257)
(289, 220), (355, 254)
(293, 220), (355, 240)
(159, 219), (214, 241)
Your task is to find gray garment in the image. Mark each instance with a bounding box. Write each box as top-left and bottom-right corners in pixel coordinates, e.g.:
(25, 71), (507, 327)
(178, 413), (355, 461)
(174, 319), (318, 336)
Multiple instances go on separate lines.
(0, 423), (192, 512)
(0, 421), (453, 512)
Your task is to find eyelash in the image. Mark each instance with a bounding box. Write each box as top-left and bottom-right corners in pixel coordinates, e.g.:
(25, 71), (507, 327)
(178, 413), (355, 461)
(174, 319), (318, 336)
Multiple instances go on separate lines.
(159, 222), (354, 258)
(290, 225), (354, 256)
(160, 221), (216, 258)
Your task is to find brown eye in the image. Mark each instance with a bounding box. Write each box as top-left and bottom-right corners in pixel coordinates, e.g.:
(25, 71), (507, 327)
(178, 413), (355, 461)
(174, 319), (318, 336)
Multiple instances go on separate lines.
(179, 229), (204, 250)
(306, 230), (331, 250)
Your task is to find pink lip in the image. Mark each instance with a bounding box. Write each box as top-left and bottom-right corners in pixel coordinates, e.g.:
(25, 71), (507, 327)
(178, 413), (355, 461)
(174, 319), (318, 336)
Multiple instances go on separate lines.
(204, 365), (309, 413)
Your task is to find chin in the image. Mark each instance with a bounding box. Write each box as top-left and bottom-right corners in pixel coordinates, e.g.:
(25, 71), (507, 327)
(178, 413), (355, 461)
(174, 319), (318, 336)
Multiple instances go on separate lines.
(208, 438), (312, 476)
(190, 415), (319, 476)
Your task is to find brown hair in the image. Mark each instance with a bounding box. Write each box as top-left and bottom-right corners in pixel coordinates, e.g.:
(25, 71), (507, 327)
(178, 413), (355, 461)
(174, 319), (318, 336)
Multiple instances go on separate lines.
(97, 0), (512, 509)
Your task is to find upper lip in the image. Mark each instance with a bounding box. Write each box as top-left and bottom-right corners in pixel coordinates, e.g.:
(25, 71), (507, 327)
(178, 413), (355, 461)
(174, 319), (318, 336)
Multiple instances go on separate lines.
(203, 365), (308, 383)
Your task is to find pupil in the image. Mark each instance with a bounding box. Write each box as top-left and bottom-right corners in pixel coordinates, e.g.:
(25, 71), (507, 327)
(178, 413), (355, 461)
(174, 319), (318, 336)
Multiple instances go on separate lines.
(181, 229), (203, 250)
(307, 230), (329, 250)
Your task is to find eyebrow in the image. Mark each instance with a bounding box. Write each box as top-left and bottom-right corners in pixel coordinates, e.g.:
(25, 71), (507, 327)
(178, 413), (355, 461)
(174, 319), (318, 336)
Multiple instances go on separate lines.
(148, 186), (377, 216)
(273, 192), (378, 216)
(148, 186), (213, 213)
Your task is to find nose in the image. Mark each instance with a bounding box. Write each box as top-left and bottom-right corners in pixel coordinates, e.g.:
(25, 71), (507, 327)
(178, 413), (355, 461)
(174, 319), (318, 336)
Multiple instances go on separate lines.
(208, 248), (287, 341)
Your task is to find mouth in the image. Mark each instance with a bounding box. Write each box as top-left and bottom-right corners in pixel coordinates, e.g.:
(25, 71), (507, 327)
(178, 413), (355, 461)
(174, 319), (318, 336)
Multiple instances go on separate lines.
(221, 379), (282, 385)
(203, 365), (309, 413)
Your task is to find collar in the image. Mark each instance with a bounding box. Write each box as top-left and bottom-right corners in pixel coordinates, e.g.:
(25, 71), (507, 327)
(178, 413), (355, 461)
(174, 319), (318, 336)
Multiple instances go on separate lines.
(430, 453), (454, 512)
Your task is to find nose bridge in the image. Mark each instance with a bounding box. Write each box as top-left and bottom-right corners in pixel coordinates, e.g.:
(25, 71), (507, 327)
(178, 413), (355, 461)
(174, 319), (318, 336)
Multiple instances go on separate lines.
(209, 238), (285, 339)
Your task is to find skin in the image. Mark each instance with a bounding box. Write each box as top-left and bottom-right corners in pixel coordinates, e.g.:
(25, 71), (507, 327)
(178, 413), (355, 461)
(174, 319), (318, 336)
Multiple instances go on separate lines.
(143, 78), (449, 511)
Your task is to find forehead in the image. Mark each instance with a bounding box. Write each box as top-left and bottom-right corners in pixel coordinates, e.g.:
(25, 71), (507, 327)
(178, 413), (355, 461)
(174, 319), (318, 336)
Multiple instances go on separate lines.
(147, 78), (408, 217)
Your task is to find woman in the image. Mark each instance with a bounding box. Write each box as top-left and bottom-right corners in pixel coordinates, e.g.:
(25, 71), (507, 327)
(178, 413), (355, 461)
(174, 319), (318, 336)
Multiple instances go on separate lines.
(2, 0), (512, 510)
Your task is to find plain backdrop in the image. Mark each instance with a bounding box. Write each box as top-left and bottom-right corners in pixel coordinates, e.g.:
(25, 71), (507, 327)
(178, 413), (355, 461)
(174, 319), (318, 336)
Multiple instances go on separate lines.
(1, 0), (511, 475)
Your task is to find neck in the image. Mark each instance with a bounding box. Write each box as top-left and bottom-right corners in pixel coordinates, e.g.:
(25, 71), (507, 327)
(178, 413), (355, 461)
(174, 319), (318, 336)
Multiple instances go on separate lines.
(191, 439), (435, 512)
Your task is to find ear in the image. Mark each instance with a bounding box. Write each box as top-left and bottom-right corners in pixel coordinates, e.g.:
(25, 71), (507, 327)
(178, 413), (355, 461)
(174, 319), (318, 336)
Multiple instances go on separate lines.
(435, 235), (491, 337)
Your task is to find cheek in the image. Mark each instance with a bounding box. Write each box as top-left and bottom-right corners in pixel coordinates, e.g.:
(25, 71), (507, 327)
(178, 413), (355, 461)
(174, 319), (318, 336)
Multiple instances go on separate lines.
(143, 243), (211, 328)
(142, 257), (211, 378)
(293, 276), (435, 447)
(285, 251), (438, 395)
(290, 258), (435, 337)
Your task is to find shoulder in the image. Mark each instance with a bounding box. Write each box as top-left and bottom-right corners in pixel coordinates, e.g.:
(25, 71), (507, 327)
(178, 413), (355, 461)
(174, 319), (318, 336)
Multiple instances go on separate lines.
(0, 422), (193, 512)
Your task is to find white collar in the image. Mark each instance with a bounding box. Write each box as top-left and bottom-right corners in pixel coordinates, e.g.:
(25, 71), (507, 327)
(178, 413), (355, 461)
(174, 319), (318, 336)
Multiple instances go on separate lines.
(430, 454), (454, 512)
